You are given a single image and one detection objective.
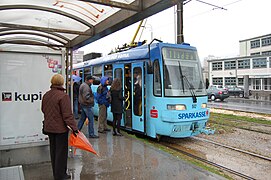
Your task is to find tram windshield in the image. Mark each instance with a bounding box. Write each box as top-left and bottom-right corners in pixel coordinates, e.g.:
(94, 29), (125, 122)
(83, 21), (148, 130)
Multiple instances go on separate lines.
(162, 47), (206, 97)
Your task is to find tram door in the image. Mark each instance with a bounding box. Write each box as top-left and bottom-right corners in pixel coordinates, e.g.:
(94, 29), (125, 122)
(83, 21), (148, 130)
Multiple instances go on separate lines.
(131, 63), (145, 133)
(113, 64), (126, 126)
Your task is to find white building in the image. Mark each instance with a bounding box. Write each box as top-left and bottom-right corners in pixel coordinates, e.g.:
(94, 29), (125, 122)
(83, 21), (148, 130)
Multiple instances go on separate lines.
(239, 34), (271, 57)
(207, 34), (271, 99)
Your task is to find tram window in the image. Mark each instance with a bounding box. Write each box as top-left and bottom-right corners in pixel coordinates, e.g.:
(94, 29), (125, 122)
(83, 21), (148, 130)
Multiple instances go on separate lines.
(104, 64), (113, 85)
(114, 68), (123, 83)
(153, 60), (162, 96)
(133, 67), (142, 116)
(93, 65), (102, 77)
(79, 70), (83, 83)
(84, 67), (91, 81)
(92, 65), (102, 85)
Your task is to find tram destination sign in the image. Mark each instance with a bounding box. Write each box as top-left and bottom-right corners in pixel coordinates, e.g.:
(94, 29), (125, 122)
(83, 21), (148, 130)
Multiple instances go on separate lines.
(162, 48), (197, 61)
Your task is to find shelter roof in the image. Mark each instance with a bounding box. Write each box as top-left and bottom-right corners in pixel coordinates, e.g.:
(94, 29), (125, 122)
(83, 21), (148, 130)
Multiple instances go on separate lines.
(0, 0), (180, 52)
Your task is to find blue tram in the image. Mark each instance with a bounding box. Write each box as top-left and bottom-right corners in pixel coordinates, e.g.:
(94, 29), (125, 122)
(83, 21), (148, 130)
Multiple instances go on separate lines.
(73, 41), (210, 139)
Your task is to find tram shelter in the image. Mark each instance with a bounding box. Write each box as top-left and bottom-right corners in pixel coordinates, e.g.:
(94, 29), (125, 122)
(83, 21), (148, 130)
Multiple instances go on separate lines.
(0, 0), (183, 168)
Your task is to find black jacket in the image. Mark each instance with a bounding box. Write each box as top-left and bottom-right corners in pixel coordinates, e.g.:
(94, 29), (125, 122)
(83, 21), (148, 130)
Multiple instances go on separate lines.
(73, 82), (80, 99)
(110, 89), (124, 113)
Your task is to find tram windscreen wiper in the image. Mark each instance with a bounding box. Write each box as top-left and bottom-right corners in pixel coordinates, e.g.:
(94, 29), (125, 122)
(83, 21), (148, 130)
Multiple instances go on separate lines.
(178, 61), (185, 94)
(178, 61), (197, 103)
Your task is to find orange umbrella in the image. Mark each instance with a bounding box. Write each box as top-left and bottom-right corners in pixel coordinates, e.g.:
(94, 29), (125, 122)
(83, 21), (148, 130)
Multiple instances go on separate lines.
(69, 131), (98, 156)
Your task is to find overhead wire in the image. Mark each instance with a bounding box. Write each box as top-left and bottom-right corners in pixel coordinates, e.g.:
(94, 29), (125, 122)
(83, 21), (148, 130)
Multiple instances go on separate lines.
(187, 0), (243, 19)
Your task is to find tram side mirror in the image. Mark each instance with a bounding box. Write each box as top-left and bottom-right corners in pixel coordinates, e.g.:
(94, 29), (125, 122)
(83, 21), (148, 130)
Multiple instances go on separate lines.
(147, 60), (153, 74)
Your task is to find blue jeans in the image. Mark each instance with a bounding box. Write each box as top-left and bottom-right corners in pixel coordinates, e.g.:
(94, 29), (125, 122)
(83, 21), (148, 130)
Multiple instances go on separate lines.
(73, 98), (79, 119)
(77, 105), (95, 137)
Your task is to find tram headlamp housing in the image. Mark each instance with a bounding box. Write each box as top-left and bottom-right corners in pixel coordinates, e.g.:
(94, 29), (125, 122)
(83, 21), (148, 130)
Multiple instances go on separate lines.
(201, 103), (207, 109)
(167, 104), (186, 110)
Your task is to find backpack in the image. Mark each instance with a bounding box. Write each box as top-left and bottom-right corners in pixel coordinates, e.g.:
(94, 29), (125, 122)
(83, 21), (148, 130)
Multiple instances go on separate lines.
(93, 91), (98, 103)
(96, 85), (111, 106)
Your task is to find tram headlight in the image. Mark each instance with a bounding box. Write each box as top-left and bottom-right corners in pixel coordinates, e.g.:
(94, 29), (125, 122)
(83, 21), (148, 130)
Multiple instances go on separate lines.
(201, 103), (207, 109)
(167, 104), (186, 110)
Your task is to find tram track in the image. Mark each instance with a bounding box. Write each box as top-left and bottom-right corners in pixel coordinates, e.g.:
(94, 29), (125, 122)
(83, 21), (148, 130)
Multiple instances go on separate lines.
(160, 141), (256, 180)
(192, 136), (271, 162)
(157, 132), (271, 180)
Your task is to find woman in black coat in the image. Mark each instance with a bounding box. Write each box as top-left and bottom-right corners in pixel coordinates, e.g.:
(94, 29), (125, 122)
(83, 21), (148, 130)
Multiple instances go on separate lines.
(110, 78), (124, 136)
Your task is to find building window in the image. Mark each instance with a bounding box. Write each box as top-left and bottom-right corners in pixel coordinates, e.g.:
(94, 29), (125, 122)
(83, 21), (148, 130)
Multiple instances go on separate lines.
(250, 52), (260, 56)
(238, 78), (244, 86)
(212, 62), (222, 71)
(238, 59), (250, 69)
(263, 78), (269, 90)
(262, 37), (271, 47)
(252, 57), (267, 68)
(212, 77), (223, 85)
(262, 51), (271, 56)
(225, 77), (236, 86)
(224, 61), (236, 70)
(252, 78), (261, 90)
(250, 39), (260, 49)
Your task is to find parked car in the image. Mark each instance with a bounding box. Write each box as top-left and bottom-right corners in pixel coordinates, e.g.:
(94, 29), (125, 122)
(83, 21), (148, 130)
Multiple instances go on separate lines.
(207, 85), (229, 101)
(225, 85), (252, 98)
(225, 86), (245, 98)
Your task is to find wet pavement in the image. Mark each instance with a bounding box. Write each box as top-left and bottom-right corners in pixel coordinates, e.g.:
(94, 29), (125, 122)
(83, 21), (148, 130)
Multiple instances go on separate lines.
(23, 123), (225, 180)
(208, 97), (271, 114)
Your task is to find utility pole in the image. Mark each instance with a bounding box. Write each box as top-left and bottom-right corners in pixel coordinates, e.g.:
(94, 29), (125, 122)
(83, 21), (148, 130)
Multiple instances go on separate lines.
(177, 0), (184, 44)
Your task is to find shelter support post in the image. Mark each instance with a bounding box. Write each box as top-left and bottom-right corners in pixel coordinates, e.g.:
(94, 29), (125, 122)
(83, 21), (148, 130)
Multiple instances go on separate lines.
(244, 75), (249, 99)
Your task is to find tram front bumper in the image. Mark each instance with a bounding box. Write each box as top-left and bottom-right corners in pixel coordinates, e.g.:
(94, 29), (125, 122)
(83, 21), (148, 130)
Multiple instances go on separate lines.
(171, 121), (206, 137)
(156, 120), (208, 138)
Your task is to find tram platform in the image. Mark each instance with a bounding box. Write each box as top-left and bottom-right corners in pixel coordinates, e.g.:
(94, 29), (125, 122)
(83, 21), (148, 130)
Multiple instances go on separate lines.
(21, 123), (225, 180)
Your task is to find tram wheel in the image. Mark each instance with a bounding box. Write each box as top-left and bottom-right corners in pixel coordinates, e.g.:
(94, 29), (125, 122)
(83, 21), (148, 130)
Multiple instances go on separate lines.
(135, 133), (144, 138)
(156, 135), (162, 142)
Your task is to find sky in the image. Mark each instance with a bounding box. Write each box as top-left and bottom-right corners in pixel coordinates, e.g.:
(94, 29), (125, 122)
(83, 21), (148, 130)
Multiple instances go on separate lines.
(79, 0), (271, 61)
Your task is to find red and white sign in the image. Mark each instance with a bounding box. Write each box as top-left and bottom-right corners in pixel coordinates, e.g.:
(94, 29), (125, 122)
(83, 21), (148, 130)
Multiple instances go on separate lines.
(150, 108), (158, 118)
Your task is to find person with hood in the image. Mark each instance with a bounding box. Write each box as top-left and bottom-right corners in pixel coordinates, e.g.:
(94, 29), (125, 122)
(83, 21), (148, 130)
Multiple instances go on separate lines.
(96, 76), (111, 133)
(78, 75), (99, 138)
(41, 74), (78, 180)
(110, 78), (124, 136)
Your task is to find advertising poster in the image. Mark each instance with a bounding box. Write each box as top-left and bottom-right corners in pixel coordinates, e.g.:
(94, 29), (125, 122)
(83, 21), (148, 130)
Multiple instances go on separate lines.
(0, 52), (62, 146)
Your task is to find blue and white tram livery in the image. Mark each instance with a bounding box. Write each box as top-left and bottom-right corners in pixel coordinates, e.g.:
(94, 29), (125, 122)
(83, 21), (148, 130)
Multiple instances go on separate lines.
(73, 41), (210, 139)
